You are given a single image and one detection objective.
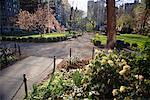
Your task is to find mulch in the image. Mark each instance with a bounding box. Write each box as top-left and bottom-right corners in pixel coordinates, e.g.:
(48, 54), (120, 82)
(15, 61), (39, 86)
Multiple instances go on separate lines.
(57, 56), (92, 71)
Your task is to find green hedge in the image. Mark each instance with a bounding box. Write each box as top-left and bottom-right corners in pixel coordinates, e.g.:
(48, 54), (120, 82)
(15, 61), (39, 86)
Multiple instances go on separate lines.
(92, 33), (102, 46)
(1, 36), (68, 43)
(1, 32), (83, 43)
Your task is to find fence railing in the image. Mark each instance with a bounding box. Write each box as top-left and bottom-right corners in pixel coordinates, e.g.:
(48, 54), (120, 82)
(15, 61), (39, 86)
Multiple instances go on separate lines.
(0, 43), (22, 70)
(1, 46), (96, 100)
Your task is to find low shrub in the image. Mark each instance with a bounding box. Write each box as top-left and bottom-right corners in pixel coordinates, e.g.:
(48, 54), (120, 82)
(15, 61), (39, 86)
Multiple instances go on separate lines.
(2, 37), (6, 41)
(32, 38), (39, 42)
(39, 38), (46, 43)
(92, 33), (101, 46)
(5, 38), (12, 41)
(115, 40), (125, 49)
(11, 37), (17, 41)
(125, 42), (130, 48)
(47, 38), (52, 42)
(22, 38), (27, 42)
(28, 37), (33, 42)
(1, 32), (81, 43)
(26, 49), (150, 99)
(131, 43), (138, 47)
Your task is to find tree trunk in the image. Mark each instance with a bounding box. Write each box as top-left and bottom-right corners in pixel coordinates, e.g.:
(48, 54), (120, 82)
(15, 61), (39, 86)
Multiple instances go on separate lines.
(106, 0), (116, 49)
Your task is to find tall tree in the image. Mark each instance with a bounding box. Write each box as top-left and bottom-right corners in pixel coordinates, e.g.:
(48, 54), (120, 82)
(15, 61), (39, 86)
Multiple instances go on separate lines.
(141, 0), (150, 34)
(106, 0), (116, 49)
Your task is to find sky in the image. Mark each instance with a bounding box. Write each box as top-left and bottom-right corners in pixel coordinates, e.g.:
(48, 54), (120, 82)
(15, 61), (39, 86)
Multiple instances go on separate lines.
(68, 0), (136, 13)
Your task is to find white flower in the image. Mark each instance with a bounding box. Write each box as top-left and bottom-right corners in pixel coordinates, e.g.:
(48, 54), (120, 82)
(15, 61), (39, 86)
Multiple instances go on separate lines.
(114, 98), (117, 100)
(95, 49), (99, 54)
(84, 98), (89, 100)
(108, 49), (113, 53)
(135, 75), (144, 80)
(89, 91), (92, 96)
(112, 89), (118, 96)
(102, 56), (108, 60)
(121, 59), (127, 65)
(88, 63), (93, 67)
(120, 86), (126, 93)
(108, 60), (114, 66)
(76, 93), (82, 97)
(123, 65), (131, 71)
(119, 70), (126, 75)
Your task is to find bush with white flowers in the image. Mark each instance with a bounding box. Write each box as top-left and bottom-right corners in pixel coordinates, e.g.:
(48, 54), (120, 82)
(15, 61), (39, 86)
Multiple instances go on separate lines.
(26, 49), (150, 99)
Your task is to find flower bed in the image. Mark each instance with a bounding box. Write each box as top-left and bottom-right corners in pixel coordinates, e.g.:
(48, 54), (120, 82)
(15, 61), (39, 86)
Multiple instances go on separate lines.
(0, 48), (18, 69)
(26, 43), (150, 99)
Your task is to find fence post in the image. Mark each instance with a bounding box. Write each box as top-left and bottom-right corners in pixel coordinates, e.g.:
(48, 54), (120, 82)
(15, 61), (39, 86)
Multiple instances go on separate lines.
(3, 49), (8, 64)
(18, 45), (21, 56)
(70, 48), (72, 65)
(52, 56), (56, 74)
(92, 47), (95, 59)
(14, 43), (17, 53)
(23, 74), (28, 98)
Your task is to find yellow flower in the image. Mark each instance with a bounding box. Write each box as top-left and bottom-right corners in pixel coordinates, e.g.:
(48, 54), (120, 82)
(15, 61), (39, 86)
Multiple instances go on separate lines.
(101, 59), (107, 65)
(121, 59), (126, 62)
(119, 70), (126, 75)
(102, 56), (108, 60)
(120, 86), (126, 93)
(108, 60), (114, 66)
(123, 65), (130, 71)
(85, 66), (91, 74)
(121, 59), (127, 65)
(112, 89), (118, 96)
(116, 58), (120, 62)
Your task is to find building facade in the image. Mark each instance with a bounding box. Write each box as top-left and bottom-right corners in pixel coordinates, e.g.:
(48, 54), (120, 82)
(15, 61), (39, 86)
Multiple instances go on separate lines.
(40, 0), (66, 26)
(87, 0), (105, 30)
(124, 0), (139, 14)
(0, 0), (20, 34)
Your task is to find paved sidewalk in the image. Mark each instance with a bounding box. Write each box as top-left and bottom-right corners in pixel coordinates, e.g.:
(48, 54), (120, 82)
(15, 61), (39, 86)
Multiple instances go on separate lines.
(0, 56), (62, 100)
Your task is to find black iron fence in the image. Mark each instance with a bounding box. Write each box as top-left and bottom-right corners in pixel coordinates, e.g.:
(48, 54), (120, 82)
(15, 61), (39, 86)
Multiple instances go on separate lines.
(1, 46), (96, 100)
(0, 43), (21, 70)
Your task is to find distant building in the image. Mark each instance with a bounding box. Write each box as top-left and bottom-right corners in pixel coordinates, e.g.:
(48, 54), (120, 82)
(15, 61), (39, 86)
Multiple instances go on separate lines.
(87, 0), (105, 30)
(19, 0), (40, 13)
(0, 0), (20, 34)
(55, 0), (66, 26)
(124, 0), (139, 14)
(39, 0), (65, 26)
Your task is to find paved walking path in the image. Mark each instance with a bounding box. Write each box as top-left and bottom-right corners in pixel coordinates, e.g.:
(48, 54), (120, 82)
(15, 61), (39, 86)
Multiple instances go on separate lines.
(0, 56), (62, 100)
(0, 33), (95, 100)
(0, 33), (95, 58)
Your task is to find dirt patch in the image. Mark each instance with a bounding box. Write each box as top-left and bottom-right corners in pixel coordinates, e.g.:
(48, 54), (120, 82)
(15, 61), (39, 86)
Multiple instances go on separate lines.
(57, 56), (91, 71)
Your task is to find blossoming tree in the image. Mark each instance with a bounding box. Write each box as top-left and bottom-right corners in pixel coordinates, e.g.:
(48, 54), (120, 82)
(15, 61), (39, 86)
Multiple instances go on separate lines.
(16, 6), (63, 34)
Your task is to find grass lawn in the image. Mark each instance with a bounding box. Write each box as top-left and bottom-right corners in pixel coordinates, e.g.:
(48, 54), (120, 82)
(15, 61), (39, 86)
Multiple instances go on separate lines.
(99, 34), (150, 49)
(1, 32), (69, 38)
(21, 32), (69, 38)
